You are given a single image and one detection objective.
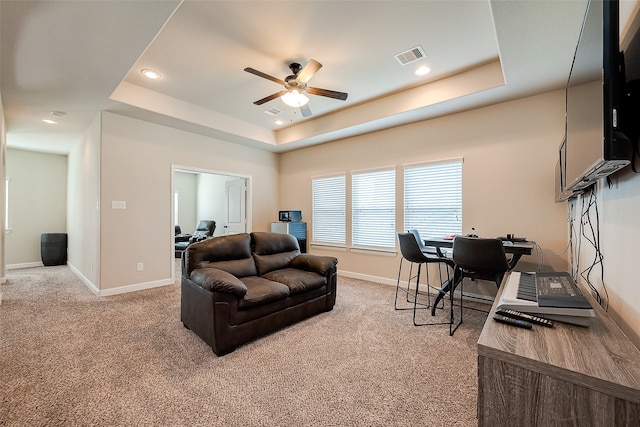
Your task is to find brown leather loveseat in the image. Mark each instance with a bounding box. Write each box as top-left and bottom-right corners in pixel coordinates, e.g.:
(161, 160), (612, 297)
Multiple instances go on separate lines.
(181, 231), (338, 356)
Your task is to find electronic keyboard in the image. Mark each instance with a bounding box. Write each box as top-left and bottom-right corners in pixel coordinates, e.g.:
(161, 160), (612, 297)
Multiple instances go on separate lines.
(497, 272), (595, 326)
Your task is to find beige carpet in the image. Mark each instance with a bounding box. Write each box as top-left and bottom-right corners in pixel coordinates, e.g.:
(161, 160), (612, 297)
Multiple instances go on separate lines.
(0, 264), (487, 426)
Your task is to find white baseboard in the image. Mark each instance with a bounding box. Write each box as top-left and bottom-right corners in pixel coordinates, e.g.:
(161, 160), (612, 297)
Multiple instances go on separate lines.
(339, 270), (396, 287)
(339, 270), (495, 306)
(67, 262), (100, 296)
(98, 278), (175, 297)
(67, 262), (174, 296)
(7, 262), (44, 270)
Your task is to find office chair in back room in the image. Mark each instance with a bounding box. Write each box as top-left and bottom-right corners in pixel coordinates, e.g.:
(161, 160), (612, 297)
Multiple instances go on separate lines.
(395, 232), (455, 327)
(450, 236), (510, 335)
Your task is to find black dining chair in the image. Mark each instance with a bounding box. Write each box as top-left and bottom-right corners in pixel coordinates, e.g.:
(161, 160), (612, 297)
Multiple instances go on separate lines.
(449, 236), (510, 335)
(395, 232), (455, 327)
(408, 228), (453, 296)
(407, 229), (438, 255)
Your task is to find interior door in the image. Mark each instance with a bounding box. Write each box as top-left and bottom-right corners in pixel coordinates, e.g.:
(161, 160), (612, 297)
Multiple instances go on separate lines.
(224, 178), (246, 234)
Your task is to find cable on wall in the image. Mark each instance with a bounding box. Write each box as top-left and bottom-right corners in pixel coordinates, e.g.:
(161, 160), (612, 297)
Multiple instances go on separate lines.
(568, 196), (578, 284)
(576, 185), (610, 311)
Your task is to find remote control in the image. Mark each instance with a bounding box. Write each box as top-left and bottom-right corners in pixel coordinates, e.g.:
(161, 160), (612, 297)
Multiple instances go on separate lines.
(493, 314), (533, 329)
(496, 308), (554, 327)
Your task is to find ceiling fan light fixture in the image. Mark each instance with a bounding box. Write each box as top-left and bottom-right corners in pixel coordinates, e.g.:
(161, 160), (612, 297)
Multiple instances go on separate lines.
(281, 89), (309, 107)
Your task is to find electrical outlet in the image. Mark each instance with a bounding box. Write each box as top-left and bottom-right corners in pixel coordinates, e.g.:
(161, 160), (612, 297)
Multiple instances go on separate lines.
(136, 262), (144, 272)
(111, 200), (126, 209)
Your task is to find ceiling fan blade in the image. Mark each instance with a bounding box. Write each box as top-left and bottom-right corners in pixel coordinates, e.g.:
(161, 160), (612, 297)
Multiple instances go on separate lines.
(254, 90), (288, 105)
(300, 104), (312, 117)
(296, 59), (322, 84)
(244, 67), (285, 85)
(307, 87), (348, 101)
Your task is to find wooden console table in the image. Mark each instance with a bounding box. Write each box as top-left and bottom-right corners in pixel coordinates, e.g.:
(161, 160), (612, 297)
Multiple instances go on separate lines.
(477, 273), (640, 426)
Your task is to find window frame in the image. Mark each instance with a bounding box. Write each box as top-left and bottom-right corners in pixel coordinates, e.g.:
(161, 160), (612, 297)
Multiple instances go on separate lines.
(351, 166), (396, 251)
(311, 173), (347, 247)
(403, 158), (463, 240)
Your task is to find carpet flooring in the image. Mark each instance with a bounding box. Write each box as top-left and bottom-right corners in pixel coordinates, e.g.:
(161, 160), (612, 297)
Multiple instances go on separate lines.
(0, 265), (487, 426)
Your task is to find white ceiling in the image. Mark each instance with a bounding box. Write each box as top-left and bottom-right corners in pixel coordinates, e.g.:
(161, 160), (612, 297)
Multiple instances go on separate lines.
(2, 0), (623, 155)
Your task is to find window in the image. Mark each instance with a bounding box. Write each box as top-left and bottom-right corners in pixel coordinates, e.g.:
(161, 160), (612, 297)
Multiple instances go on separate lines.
(352, 168), (396, 249)
(312, 175), (346, 245)
(404, 159), (462, 239)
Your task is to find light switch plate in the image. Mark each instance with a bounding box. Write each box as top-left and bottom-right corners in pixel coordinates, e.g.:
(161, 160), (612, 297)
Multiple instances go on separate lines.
(112, 200), (126, 209)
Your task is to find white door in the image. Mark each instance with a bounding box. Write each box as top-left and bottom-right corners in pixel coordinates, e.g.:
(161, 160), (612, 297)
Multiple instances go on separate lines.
(224, 178), (246, 234)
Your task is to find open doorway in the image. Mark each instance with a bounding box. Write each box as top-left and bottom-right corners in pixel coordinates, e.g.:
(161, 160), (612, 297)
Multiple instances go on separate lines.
(171, 165), (250, 279)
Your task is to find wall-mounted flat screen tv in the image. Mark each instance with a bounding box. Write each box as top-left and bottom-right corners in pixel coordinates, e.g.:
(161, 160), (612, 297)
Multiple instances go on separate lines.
(555, 137), (575, 202)
(563, 0), (632, 194)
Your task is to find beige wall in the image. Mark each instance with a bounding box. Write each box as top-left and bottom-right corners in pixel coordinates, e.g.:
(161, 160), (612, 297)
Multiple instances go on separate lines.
(280, 88), (640, 346)
(280, 90), (569, 286)
(67, 115), (101, 289)
(5, 148), (67, 266)
(4, 84), (637, 346)
(99, 112), (278, 292)
(575, 169), (640, 348)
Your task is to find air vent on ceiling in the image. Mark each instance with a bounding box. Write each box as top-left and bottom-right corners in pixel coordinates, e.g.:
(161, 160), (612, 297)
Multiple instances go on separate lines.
(394, 46), (426, 66)
(264, 107), (282, 116)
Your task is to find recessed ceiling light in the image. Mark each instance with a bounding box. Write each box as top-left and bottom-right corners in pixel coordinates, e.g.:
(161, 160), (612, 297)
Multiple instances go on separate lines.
(51, 111), (66, 118)
(42, 119), (58, 124)
(415, 66), (431, 76)
(274, 120), (284, 125)
(141, 69), (161, 79)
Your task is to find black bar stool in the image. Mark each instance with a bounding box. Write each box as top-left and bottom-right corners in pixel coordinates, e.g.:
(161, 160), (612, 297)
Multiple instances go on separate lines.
(449, 236), (510, 335)
(395, 232), (455, 327)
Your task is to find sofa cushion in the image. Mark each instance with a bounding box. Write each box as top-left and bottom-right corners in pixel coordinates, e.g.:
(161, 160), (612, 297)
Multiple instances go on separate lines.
(289, 254), (338, 275)
(262, 268), (326, 295)
(252, 231), (300, 254)
(190, 268), (247, 297)
(238, 276), (291, 309)
(254, 251), (300, 277)
(251, 232), (301, 275)
(185, 233), (256, 276)
(199, 258), (258, 278)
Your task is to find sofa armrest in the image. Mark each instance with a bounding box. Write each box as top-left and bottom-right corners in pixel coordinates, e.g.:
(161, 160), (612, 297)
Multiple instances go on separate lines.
(290, 254), (338, 275)
(189, 268), (248, 297)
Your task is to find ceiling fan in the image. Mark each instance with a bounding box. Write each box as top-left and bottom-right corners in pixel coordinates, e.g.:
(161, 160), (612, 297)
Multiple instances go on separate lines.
(244, 59), (348, 117)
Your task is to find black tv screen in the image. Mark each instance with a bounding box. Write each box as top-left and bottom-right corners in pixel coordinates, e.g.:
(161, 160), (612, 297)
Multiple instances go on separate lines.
(563, 0), (631, 193)
(555, 137), (574, 202)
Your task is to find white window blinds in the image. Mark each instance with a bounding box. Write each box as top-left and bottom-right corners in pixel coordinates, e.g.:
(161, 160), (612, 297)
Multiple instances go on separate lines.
(404, 159), (462, 239)
(352, 168), (396, 249)
(312, 175), (346, 245)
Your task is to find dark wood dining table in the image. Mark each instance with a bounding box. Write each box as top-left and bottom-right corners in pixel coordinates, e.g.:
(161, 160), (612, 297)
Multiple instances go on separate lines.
(422, 237), (534, 315)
